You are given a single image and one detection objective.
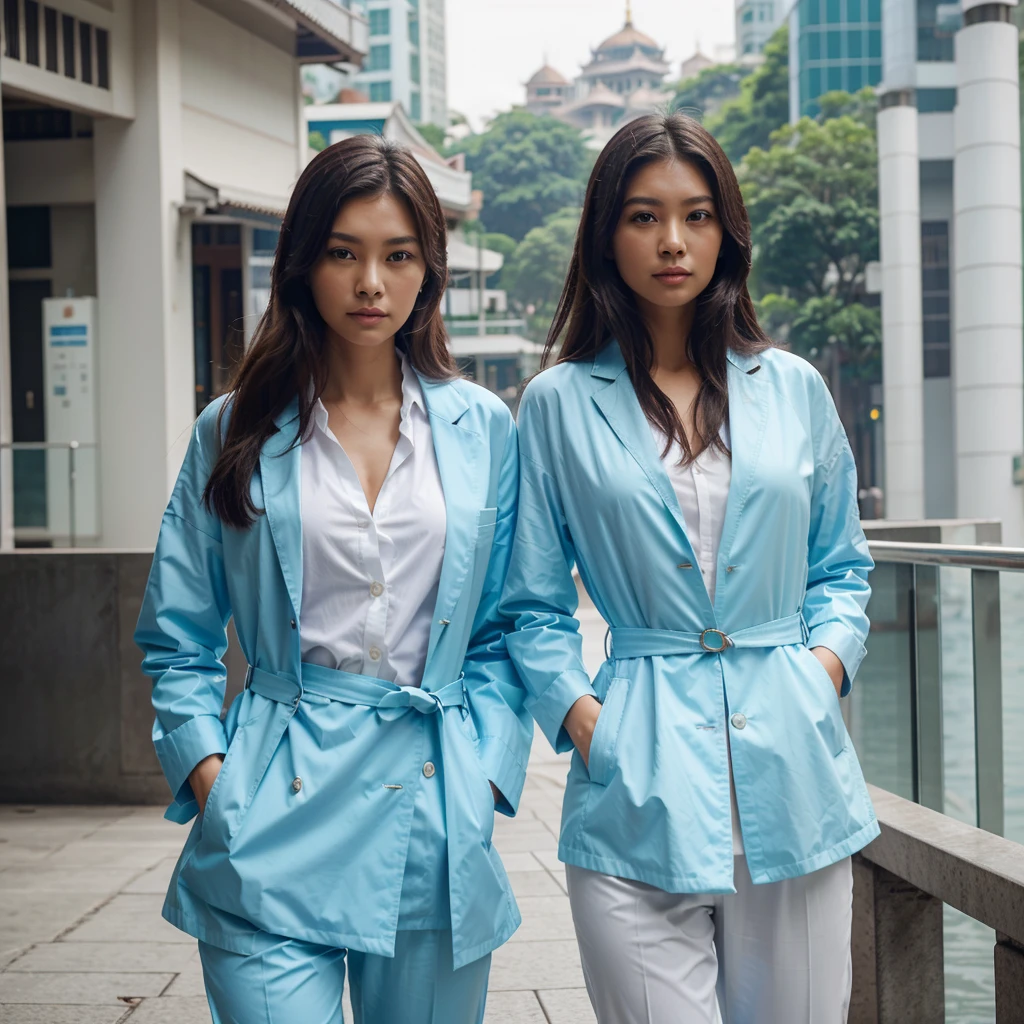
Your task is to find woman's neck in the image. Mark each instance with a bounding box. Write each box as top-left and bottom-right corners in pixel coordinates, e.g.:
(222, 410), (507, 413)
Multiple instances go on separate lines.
(639, 297), (697, 374)
(321, 333), (403, 406)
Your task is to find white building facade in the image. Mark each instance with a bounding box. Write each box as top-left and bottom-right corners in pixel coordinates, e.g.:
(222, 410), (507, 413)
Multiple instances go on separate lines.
(353, 0), (447, 127)
(0, 0), (368, 550)
(875, 0), (1024, 541)
(736, 0), (788, 57)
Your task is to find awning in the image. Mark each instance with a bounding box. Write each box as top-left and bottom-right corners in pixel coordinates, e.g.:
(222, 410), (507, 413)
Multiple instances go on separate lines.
(184, 173), (286, 227)
(268, 0), (368, 65)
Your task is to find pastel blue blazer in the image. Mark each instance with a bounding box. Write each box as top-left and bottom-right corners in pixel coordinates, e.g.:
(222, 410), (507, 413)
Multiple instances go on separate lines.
(135, 375), (532, 970)
(501, 341), (879, 893)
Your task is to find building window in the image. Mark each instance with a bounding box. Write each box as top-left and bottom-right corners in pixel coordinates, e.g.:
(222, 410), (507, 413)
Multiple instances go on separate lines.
(827, 29), (841, 58)
(917, 0), (956, 61)
(369, 80), (392, 101)
(917, 87), (956, 112)
(96, 27), (108, 88)
(24, 0), (39, 64)
(3, 0), (20, 59)
(848, 0), (862, 18)
(368, 43), (390, 71)
(369, 8), (390, 35)
(848, 31), (861, 58)
(408, 12), (419, 44)
(79, 21), (91, 83)
(742, 9), (754, 21)
(410, 51), (420, 83)
(801, 0), (820, 25)
(848, 63), (863, 91)
(61, 11), (74, 76)
(868, 28), (881, 57)
(826, 0), (840, 21)
(43, 5), (56, 70)
(410, 91), (421, 120)
(921, 221), (950, 378)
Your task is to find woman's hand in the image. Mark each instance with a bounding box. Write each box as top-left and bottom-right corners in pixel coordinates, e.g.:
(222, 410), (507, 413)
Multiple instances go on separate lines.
(563, 695), (603, 768)
(189, 754), (225, 815)
(811, 646), (844, 699)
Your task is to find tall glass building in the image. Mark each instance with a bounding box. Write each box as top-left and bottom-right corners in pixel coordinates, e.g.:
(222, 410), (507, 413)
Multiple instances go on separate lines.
(788, 0), (883, 119)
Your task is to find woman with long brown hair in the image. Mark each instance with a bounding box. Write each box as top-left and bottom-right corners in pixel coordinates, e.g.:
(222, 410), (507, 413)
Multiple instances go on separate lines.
(135, 135), (531, 1023)
(502, 114), (877, 1022)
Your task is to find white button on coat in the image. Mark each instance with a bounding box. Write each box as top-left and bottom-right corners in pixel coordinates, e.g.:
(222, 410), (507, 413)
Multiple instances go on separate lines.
(731, 713), (747, 730)
(422, 762), (436, 778)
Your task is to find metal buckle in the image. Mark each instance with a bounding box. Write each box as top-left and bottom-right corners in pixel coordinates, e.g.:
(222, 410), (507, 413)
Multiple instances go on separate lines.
(699, 628), (731, 653)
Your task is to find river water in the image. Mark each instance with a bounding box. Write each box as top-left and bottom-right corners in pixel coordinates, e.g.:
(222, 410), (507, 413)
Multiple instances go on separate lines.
(851, 570), (1024, 1022)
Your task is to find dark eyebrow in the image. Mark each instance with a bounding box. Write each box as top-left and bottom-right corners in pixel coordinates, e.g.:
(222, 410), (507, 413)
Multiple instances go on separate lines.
(622, 194), (716, 208)
(328, 232), (420, 245)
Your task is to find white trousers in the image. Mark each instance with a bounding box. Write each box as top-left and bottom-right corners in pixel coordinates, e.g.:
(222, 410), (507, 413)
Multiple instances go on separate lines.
(565, 857), (853, 1024)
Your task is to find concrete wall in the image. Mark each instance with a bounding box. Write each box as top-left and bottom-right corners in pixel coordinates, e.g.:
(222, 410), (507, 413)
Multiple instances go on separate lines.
(0, 550), (245, 804)
(180, 0), (302, 201)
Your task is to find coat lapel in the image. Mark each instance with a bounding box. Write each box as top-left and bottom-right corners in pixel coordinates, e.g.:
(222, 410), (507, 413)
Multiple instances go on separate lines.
(715, 348), (768, 606)
(418, 376), (484, 672)
(260, 397), (303, 619)
(590, 342), (695, 554)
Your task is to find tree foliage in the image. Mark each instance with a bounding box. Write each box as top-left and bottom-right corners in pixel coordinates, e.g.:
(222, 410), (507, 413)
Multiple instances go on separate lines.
(503, 207), (580, 339)
(739, 108), (881, 382)
(448, 111), (589, 241)
(670, 64), (751, 122)
(705, 26), (790, 164)
(416, 122), (446, 149)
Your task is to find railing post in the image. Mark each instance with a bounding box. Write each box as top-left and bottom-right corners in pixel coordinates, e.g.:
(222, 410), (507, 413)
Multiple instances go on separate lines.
(995, 934), (1024, 1023)
(912, 563), (944, 812)
(971, 568), (1004, 835)
(851, 854), (945, 1023)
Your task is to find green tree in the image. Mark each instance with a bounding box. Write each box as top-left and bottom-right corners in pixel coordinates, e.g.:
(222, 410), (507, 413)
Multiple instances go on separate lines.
(448, 111), (589, 241)
(503, 207), (580, 339)
(740, 109), (881, 384)
(416, 122), (446, 149)
(309, 130), (328, 153)
(705, 26), (790, 163)
(671, 63), (751, 121)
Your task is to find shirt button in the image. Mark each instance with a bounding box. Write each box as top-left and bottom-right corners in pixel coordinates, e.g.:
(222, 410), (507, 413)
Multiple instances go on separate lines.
(731, 713), (747, 730)
(369, 581), (384, 598)
(356, 519), (369, 529)
(422, 761), (436, 778)
(291, 777), (302, 793)
(368, 646), (382, 662)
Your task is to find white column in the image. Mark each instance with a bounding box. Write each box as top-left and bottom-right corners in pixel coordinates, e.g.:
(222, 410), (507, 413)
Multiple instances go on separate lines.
(953, 1), (1024, 544)
(93, 0), (193, 548)
(0, 133), (13, 549)
(879, 96), (925, 520)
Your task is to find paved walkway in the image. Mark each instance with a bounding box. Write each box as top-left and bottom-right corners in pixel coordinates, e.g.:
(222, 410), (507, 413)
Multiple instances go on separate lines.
(0, 599), (609, 1023)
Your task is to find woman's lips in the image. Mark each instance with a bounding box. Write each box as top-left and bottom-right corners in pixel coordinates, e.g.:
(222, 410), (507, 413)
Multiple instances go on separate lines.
(348, 311), (388, 326)
(653, 269), (692, 283)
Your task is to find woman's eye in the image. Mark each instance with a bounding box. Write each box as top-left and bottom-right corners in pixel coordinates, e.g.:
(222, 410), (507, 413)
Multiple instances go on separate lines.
(689, 210), (713, 222)
(329, 247), (355, 260)
(387, 250), (415, 263)
(632, 212), (656, 224)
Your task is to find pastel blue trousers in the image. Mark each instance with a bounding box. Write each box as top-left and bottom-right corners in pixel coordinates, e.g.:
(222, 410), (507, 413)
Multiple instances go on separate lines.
(199, 928), (490, 1024)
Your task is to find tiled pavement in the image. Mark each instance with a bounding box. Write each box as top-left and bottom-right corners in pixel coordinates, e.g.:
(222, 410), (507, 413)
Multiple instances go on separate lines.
(0, 597), (609, 1023)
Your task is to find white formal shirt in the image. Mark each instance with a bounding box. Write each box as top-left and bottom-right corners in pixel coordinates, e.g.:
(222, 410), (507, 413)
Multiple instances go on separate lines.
(299, 357), (446, 687)
(650, 419), (744, 854)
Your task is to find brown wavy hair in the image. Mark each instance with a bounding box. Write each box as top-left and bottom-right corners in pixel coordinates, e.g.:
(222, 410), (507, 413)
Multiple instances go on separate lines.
(545, 113), (771, 462)
(203, 134), (457, 528)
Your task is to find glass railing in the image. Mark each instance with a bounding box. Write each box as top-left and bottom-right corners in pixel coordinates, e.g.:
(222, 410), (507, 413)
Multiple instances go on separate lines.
(1, 441), (98, 546)
(852, 539), (1024, 1022)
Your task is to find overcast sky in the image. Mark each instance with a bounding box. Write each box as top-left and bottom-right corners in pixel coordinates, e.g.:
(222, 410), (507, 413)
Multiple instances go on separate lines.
(445, 0), (737, 129)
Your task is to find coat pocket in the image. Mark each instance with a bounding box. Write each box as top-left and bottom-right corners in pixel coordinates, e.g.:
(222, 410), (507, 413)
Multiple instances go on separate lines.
(797, 645), (848, 757)
(587, 676), (629, 786)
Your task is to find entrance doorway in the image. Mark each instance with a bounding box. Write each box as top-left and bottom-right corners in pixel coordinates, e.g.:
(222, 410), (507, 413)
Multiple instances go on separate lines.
(192, 223), (245, 415)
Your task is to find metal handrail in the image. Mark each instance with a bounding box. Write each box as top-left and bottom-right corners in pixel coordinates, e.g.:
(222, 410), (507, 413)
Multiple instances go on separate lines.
(869, 539), (1024, 572)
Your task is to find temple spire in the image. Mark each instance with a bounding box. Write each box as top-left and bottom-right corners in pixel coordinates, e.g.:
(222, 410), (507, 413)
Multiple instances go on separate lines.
(625, 1), (633, 26)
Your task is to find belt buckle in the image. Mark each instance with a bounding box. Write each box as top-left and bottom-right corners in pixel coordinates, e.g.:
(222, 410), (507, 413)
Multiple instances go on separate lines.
(700, 628), (731, 653)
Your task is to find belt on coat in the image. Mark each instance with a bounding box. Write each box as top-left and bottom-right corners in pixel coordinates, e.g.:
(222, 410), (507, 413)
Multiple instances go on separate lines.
(246, 662), (467, 718)
(608, 611), (807, 658)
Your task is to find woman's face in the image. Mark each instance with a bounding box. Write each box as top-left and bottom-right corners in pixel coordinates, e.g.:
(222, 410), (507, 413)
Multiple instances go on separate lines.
(611, 157), (724, 315)
(309, 192), (427, 349)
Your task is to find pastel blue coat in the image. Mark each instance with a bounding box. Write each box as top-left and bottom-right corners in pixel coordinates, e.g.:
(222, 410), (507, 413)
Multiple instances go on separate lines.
(501, 341), (879, 893)
(135, 376), (532, 970)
